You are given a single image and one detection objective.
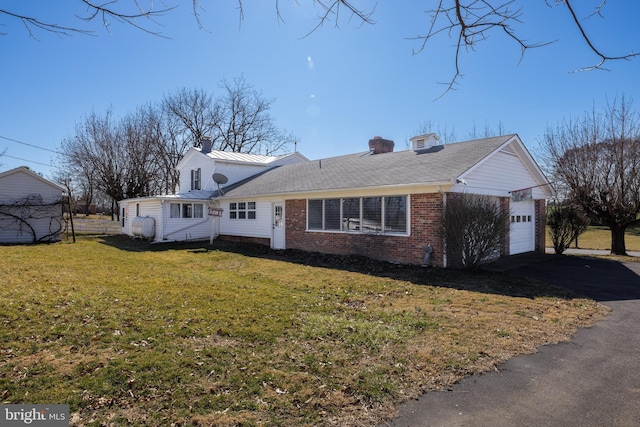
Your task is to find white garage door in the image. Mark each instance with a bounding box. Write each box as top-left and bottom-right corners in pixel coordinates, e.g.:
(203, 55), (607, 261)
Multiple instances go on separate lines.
(510, 200), (535, 255)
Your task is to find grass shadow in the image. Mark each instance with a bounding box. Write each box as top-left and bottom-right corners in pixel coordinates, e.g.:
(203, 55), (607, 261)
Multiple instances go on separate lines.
(95, 235), (599, 302)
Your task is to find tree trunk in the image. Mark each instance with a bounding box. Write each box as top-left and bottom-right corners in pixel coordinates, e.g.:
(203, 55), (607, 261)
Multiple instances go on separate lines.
(610, 225), (627, 256)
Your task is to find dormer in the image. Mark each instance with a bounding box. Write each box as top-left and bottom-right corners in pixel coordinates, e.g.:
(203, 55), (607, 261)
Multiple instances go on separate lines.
(410, 133), (440, 151)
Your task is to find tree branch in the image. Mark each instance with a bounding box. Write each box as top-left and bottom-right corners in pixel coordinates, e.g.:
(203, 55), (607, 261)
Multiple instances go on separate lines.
(563, 0), (639, 72)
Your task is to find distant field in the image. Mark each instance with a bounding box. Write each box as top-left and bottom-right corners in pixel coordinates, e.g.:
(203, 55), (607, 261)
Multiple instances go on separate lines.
(547, 225), (640, 252)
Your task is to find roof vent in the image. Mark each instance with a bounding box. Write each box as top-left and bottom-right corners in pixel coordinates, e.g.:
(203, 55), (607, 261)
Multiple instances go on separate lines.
(410, 133), (440, 151)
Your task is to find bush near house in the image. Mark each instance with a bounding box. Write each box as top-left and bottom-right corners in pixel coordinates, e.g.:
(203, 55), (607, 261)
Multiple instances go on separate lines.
(442, 194), (509, 270)
(0, 237), (607, 426)
(547, 205), (590, 254)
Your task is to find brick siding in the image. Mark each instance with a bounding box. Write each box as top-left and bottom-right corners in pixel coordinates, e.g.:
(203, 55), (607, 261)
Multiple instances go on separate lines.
(286, 194), (445, 267)
(534, 199), (547, 253)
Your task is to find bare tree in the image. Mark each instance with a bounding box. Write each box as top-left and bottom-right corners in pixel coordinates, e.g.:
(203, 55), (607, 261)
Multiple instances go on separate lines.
(0, 1), (176, 38)
(213, 76), (295, 155)
(162, 87), (217, 149)
(163, 78), (295, 155)
(120, 106), (165, 198)
(54, 164), (96, 216)
(441, 193), (509, 270)
(158, 99), (198, 194)
(61, 109), (124, 219)
(60, 108), (165, 219)
(542, 96), (640, 255)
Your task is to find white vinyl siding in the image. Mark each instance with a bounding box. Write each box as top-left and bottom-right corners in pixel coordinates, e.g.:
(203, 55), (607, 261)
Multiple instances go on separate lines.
(177, 152), (215, 193)
(0, 169), (64, 244)
(121, 198), (163, 240)
(459, 151), (547, 199)
(163, 201), (210, 241)
(219, 200), (273, 239)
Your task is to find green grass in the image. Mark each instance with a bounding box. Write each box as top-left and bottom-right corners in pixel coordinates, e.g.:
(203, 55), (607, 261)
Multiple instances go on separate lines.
(0, 236), (608, 426)
(547, 225), (640, 254)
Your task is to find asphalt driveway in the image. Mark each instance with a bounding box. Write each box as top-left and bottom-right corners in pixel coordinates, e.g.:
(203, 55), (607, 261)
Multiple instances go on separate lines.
(386, 255), (640, 427)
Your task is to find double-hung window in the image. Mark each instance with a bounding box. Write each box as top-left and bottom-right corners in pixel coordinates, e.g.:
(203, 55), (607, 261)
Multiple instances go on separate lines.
(190, 168), (201, 191)
(229, 201), (256, 220)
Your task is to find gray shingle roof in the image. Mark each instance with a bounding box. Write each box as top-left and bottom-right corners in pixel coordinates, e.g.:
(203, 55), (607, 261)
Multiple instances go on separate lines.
(220, 135), (515, 198)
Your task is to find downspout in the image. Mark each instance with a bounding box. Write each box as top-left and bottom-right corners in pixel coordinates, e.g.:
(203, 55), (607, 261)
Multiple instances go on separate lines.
(437, 186), (447, 268)
(209, 200), (220, 245)
(160, 200), (166, 241)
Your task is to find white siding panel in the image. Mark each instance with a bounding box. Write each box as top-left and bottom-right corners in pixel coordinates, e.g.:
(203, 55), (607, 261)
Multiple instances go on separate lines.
(460, 151), (547, 199)
(0, 170), (64, 243)
(121, 199), (163, 239)
(162, 201), (212, 242)
(0, 171), (62, 203)
(178, 152), (217, 193)
(219, 200), (273, 239)
(138, 200), (163, 240)
(214, 163), (270, 188)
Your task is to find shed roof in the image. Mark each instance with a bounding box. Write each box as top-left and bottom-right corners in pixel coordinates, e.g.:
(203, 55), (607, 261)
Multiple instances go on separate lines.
(0, 166), (65, 192)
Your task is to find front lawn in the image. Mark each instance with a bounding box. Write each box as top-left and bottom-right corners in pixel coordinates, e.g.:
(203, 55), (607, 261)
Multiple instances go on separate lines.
(0, 237), (607, 426)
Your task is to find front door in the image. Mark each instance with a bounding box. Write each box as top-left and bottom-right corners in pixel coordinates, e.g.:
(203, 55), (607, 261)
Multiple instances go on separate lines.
(272, 202), (285, 249)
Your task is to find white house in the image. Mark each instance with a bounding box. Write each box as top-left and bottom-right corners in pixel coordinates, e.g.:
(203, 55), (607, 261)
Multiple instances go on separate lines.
(120, 134), (554, 267)
(0, 167), (65, 244)
(118, 140), (308, 243)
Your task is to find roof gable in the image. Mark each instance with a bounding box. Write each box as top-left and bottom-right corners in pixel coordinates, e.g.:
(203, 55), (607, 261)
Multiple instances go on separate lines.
(457, 135), (554, 197)
(0, 167), (65, 192)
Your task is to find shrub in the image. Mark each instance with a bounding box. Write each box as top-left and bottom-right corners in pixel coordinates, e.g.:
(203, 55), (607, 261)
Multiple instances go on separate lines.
(442, 194), (509, 270)
(547, 204), (589, 254)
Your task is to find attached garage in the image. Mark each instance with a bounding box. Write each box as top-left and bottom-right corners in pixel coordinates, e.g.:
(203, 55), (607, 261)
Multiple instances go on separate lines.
(510, 200), (535, 254)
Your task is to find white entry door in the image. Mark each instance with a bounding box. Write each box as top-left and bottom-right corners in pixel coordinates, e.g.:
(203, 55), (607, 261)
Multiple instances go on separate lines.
(272, 203), (285, 249)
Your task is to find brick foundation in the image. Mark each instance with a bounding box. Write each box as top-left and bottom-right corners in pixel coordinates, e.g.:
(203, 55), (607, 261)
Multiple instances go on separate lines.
(218, 235), (271, 247)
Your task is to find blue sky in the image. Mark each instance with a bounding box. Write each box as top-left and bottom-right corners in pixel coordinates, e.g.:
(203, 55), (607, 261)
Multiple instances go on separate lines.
(1, 1), (639, 178)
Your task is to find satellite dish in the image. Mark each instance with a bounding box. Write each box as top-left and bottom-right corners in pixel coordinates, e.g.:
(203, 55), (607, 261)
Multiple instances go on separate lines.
(212, 173), (228, 184)
(212, 173), (228, 195)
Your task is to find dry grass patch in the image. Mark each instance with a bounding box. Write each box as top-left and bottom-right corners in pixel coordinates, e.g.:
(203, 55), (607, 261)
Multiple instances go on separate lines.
(0, 236), (608, 426)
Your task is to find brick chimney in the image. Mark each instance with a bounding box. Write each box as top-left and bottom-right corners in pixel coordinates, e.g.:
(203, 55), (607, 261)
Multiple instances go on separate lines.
(368, 136), (394, 154)
(201, 137), (213, 154)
